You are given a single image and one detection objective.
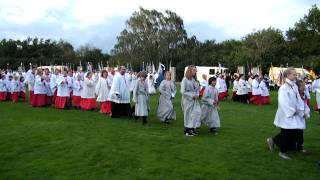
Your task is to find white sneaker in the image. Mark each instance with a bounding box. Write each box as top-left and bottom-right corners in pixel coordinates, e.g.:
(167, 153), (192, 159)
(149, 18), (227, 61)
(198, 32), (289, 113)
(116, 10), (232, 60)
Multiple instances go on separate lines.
(267, 138), (274, 152)
(185, 132), (194, 137)
(279, 152), (291, 160)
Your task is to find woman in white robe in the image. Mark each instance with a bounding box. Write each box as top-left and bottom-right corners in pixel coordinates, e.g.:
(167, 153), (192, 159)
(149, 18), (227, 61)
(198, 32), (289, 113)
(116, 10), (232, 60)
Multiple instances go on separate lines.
(200, 77), (221, 134)
(80, 72), (97, 110)
(157, 71), (176, 123)
(95, 70), (111, 114)
(133, 71), (149, 125)
(181, 65), (201, 136)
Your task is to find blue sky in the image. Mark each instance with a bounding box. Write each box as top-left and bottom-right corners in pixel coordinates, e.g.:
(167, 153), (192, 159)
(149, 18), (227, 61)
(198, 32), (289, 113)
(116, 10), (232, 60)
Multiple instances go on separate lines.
(0, 0), (318, 53)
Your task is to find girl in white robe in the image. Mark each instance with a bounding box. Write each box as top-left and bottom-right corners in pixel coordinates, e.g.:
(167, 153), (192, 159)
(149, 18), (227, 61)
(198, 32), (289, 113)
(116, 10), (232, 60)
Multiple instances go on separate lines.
(80, 72), (97, 110)
(55, 71), (71, 109)
(72, 74), (83, 108)
(95, 70), (111, 114)
(157, 71), (176, 124)
(200, 77), (221, 134)
(133, 71), (149, 126)
(181, 65), (201, 136)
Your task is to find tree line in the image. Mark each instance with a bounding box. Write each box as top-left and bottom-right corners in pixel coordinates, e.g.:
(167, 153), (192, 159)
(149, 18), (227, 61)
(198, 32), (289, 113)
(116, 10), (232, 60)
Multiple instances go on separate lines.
(1, 5), (319, 80)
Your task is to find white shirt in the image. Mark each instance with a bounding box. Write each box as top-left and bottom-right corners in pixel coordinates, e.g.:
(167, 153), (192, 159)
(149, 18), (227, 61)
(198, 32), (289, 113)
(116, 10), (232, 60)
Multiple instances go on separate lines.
(108, 73), (130, 103)
(34, 75), (47, 94)
(274, 79), (306, 129)
(95, 77), (110, 102)
(73, 80), (83, 96)
(11, 80), (20, 92)
(259, 80), (269, 97)
(56, 75), (70, 97)
(236, 79), (248, 95)
(251, 79), (261, 95)
(81, 78), (96, 99)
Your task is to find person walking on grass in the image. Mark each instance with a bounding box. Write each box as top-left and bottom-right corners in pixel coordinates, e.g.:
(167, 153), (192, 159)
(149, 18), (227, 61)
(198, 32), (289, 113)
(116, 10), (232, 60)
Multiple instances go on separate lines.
(157, 71), (176, 124)
(200, 77), (221, 135)
(181, 65), (201, 136)
(132, 71), (150, 126)
(267, 68), (309, 160)
(312, 75), (320, 114)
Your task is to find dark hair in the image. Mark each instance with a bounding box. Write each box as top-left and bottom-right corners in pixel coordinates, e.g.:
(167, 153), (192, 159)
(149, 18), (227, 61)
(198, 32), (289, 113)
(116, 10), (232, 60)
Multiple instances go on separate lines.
(208, 77), (217, 85)
(101, 70), (108, 77)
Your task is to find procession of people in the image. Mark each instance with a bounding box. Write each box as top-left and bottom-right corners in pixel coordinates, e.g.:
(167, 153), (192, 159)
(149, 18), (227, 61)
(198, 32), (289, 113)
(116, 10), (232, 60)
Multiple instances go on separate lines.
(1, 64), (320, 160)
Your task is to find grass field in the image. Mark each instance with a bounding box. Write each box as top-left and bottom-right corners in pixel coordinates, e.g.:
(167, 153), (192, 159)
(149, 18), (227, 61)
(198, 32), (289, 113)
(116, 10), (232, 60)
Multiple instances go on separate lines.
(0, 89), (320, 179)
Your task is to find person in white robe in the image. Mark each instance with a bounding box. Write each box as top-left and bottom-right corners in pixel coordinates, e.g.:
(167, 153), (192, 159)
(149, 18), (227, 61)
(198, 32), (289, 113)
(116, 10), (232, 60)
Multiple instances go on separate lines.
(133, 71), (149, 125)
(50, 69), (60, 104)
(5, 75), (13, 100)
(25, 67), (36, 105)
(235, 74), (249, 104)
(108, 66), (131, 118)
(55, 71), (71, 109)
(10, 76), (20, 103)
(232, 75), (239, 100)
(147, 74), (156, 95)
(80, 72), (97, 110)
(215, 75), (228, 100)
(267, 68), (308, 160)
(181, 65), (201, 136)
(260, 77), (271, 105)
(157, 71), (176, 124)
(200, 77), (221, 134)
(33, 69), (47, 107)
(0, 74), (7, 101)
(200, 74), (208, 97)
(72, 74), (83, 108)
(250, 75), (262, 105)
(95, 70), (111, 114)
(304, 77), (311, 107)
(44, 68), (53, 106)
(312, 76), (320, 113)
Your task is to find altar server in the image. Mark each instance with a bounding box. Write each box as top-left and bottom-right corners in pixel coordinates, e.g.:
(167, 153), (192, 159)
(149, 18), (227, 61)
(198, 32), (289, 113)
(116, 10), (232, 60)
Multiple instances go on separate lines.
(95, 70), (111, 114)
(80, 72), (97, 110)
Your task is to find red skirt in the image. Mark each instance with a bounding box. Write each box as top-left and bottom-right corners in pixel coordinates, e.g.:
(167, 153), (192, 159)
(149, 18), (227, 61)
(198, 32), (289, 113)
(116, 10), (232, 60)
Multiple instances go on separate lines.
(20, 92), (26, 100)
(47, 96), (53, 105)
(80, 98), (97, 110)
(29, 91), (34, 105)
(52, 90), (57, 104)
(12, 92), (19, 103)
(32, 94), (47, 107)
(261, 96), (271, 105)
(100, 101), (112, 113)
(55, 96), (71, 109)
(0, 92), (6, 101)
(72, 96), (81, 107)
(199, 87), (205, 97)
(218, 91), (228, 101)
(6, 92), (12, 101)
(250, 95), (262, 106)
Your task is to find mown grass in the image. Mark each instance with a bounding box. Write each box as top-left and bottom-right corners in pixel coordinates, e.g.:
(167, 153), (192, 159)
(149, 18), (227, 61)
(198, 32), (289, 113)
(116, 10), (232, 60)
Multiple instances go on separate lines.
(0, 88), (320, 179)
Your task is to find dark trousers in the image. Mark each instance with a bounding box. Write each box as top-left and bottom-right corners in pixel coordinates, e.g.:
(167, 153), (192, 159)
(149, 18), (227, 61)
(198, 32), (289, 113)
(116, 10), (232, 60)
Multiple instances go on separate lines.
(111, 102), (132, 118)
(234, 94), (248, 103)
(273, 128), (304, 153)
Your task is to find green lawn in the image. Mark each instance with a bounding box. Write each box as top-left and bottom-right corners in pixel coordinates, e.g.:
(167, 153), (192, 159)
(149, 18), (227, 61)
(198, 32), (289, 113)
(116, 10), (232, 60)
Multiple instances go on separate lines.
(0, 89), (320, 179)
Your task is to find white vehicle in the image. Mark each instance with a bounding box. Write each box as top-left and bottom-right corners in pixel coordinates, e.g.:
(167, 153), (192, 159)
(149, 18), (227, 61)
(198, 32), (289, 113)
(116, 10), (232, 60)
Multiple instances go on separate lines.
(184, 66), (228, 82)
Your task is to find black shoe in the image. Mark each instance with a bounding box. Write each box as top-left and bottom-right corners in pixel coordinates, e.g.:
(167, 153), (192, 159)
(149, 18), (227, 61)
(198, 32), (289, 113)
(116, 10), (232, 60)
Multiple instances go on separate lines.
(190, 129), (198, 136)
(164, 119), (170, 124)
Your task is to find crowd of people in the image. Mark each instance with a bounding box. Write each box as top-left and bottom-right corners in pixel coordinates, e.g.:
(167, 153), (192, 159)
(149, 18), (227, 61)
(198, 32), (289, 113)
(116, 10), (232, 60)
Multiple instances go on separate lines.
(1, 65), (320, 160)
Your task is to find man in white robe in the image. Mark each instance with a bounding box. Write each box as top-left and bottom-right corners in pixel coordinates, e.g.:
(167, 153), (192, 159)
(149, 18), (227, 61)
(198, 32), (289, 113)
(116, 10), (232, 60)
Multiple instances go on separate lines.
(108, 66), (131, 118)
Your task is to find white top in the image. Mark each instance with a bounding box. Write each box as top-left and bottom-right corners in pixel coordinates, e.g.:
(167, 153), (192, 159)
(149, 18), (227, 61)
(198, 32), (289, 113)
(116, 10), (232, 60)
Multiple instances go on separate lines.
(108, 73), (130, 103)
(5, 80), (12, 92)
(215, 78), (227, 93)
(81, 78), (96, 99)
(50, 74), (58, 92)
(236, 79), (248, 95)
(56, 75), (70, 97)
(259, 80), (269, 96)
(274, 79), (306, 129)
(312, 79), (320, 94)
(25, 72), (35, 91)
(251, 79), (261, 95)
(232, 80), (239, 92)
(95, 77), (110, 102)
(11, 80), (20, 92)
(34, 75), (47, 94)
(200, 79), (208, 88)
(19, 82), (26, 93)
(72, 80), (83, 96)
(0, 79), (7, 92)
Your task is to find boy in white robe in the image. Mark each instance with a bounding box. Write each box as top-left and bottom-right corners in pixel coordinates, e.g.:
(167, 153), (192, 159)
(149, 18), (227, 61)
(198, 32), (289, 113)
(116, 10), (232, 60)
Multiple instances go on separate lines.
(55, 71), (71, 109)
(312, 76), (320, 113)
(157, 71), (176, 124)
(133, 71), (149, 126)
(0, 74), (7, 101)
(200, 77), (221, 134)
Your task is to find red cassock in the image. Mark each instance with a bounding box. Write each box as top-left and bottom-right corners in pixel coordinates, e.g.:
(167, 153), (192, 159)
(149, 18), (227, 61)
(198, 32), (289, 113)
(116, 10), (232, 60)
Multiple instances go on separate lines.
(20, 92), (26, 100)
(261, 96), (271, 105)
(250, 95), (262, 106)
(29, 91), (34, 105)
(80, 98), (97, 110)
(218, 91), (228, 101)
(52, 90), (57, 104)
(100, 101), (112, 113)
(31, 94), (47, 107)
(12, 92), (19, 103)
(55, 96), (70, 109)
(0, 92), (6, 101)
(6, 92), (12, 101)
(72, 96), (81, 107)
(199, 87), (205, 97)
